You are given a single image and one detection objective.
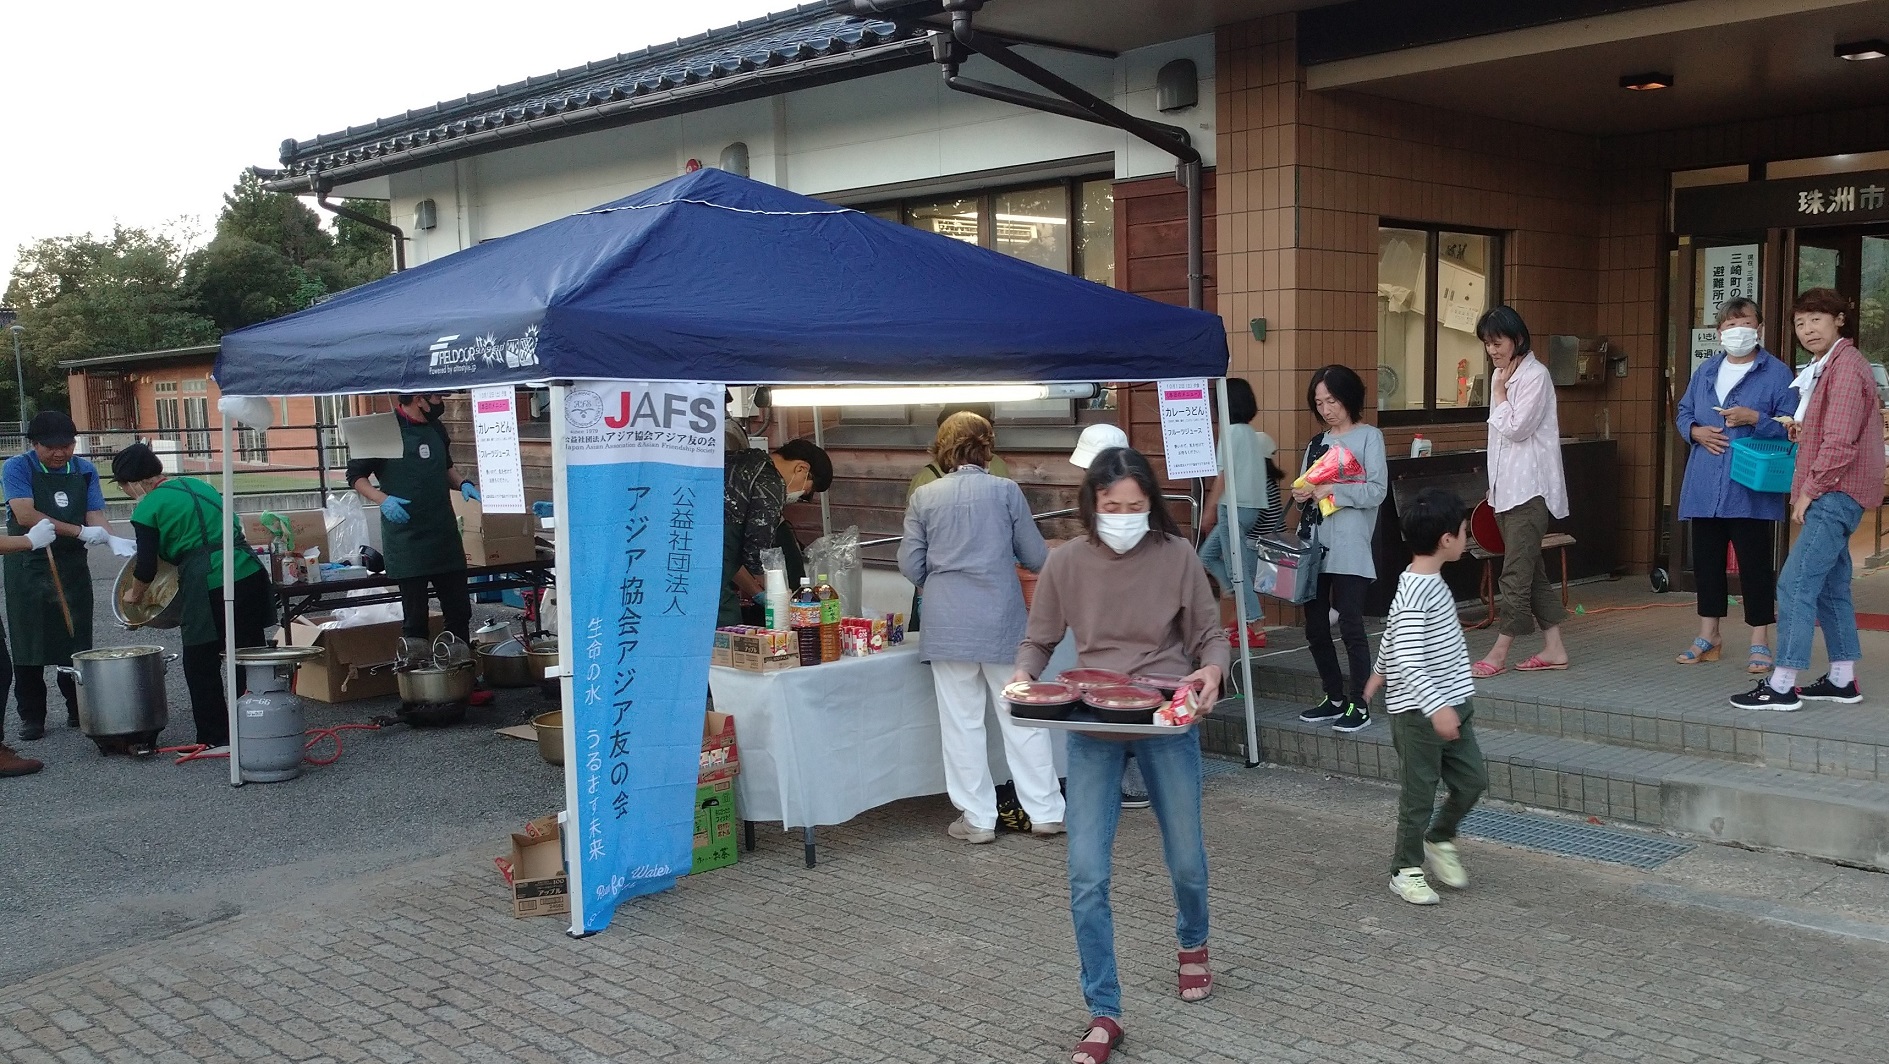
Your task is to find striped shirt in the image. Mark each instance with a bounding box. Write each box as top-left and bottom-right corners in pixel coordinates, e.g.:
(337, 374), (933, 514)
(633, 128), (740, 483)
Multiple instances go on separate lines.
(1372, 570), (1475, 717)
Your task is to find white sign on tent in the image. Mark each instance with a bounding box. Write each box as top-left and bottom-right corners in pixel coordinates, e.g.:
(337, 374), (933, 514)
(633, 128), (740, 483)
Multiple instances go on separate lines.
(1157, 379), (1219, 480)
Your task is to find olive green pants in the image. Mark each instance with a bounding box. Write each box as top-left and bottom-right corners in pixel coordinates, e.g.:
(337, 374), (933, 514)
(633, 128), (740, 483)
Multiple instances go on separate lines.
(1494, 496), (1568, 638)
(1389, 699), (1488, 873)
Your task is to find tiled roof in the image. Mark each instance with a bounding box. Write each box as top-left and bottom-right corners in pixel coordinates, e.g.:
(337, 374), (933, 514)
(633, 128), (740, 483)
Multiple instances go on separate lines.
(266, 3), (930, 189)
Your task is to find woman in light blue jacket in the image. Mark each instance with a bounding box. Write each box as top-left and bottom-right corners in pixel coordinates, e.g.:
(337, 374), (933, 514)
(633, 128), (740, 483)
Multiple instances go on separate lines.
(1672, 298), (1798, 672)
(1292, 364), (1388, 736)
(900, 412), (1063, 843)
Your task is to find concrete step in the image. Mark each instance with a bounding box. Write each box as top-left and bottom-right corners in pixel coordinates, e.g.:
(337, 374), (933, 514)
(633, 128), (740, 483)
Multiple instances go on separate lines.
(1232, 655), (1889, 782)
(1227, 694), (1889, 871)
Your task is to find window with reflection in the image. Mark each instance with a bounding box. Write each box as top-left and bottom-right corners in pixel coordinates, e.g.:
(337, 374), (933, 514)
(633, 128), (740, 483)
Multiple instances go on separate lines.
(1376, 223), (1502, 423)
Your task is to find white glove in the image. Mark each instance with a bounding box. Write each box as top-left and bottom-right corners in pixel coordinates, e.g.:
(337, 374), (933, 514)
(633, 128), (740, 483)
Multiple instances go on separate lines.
(24, 519), (55, 550)
(79, 525), (111, 546)
(108, 534), (139, 558)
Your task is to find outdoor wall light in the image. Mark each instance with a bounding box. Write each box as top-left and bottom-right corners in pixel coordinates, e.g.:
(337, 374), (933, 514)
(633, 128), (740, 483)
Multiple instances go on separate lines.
(1836, 39), (1889, 61)
(761, 383), (1100, 408)
(1619, 72), (1674, 90)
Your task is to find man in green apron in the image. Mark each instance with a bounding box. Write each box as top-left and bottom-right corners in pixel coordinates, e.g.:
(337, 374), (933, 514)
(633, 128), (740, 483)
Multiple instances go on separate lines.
(0, 515), (59, 774)
(346, 394), (492, 706)
(3, 411), (113, 741)
(114, 443), (277, 750)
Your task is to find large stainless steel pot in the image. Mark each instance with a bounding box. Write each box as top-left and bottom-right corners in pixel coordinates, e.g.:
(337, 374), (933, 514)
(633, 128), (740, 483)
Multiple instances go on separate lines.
(112, 557), (184, 629)
(396, 661), (476, 705)
(477, 639), (536, 688)
(57, 645), (175, 737)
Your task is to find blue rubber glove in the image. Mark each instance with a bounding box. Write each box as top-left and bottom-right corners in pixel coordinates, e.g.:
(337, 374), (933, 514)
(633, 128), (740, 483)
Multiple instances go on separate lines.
(380, 496), (411, 524)
(460, 481), (481, 502)
(531, 500), (555, 518)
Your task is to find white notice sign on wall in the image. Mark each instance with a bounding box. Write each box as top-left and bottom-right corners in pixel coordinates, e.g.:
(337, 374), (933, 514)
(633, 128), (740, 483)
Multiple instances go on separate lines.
(1157, 379), (1219, 480)
(470, 386), (527, 513)
(1701, 245), (1760, 326)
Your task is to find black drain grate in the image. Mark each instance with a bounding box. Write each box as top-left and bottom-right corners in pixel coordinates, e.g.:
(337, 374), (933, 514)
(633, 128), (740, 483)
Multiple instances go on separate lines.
(1458, 808), (1693, 869)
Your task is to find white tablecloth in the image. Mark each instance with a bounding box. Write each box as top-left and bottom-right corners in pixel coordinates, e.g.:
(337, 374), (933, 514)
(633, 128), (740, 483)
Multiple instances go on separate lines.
(709, 636), (1072, 830)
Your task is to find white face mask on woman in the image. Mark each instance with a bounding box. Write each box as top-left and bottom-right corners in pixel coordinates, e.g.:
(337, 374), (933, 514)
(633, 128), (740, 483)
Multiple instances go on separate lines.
(1095, 512), (1150, 553)
(1721, 326), (1760, 357)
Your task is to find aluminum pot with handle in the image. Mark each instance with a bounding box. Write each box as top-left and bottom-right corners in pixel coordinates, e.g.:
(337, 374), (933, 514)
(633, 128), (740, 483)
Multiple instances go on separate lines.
(57, 645), (176, 738)
(476, 639), (536, 688)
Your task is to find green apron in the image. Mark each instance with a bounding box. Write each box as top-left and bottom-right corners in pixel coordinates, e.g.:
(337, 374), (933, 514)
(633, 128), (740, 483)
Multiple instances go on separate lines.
(4, 459), (95, 666)
(376, 417), (465, 580)
(155, 481), (270, 647)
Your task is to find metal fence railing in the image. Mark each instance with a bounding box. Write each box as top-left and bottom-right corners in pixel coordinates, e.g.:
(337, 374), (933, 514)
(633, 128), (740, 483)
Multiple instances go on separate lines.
(46, 422), (352, 504)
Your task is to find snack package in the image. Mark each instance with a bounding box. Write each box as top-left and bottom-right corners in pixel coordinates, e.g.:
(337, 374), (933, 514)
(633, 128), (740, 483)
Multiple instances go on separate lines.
(1154, 684), (1202, 728)
(869, 618), (888, 653)
(1293, 443), (1366, 518)
(885, 612), (907, 645)
(839, 618), (874, 657)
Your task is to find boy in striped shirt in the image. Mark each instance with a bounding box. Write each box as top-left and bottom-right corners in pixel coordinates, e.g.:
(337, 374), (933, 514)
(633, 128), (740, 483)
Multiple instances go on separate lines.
(1362, 488), (1488, 905)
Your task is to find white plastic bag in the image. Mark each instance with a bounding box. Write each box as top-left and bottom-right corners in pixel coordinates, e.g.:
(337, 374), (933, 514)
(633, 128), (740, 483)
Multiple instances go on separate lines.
(324, 491), (372, 565)
(805, 526), (861, 618)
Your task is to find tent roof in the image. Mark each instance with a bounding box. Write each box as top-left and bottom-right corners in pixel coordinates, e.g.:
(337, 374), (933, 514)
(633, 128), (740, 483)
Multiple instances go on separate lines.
(215, 168), (1228, 396)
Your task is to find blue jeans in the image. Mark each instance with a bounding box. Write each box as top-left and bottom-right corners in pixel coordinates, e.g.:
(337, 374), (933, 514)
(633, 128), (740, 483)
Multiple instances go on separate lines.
(1065, 730), (1210, 1020)
(1198, 504), (1263, 623)
(1775, 492), (1864, 671)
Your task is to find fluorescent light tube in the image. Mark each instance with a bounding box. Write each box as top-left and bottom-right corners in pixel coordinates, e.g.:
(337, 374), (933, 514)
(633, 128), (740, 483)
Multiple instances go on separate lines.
(765, 383), (1098, 407)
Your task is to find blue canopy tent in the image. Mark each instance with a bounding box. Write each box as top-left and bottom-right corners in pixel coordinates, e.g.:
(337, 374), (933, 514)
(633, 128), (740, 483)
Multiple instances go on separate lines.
(212, 168), (1256, 929)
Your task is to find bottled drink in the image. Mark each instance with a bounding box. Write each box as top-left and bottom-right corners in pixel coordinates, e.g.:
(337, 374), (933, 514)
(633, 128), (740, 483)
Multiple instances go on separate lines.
(815, 572), (841, 663)
(791, 577), (822, 667)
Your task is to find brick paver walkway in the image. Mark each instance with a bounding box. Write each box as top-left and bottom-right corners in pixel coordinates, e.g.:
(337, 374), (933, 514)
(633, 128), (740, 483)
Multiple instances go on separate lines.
(4, 763), (1885, 1063)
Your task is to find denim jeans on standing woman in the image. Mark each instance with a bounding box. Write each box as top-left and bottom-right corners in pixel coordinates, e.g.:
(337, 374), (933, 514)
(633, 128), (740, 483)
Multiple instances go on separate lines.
(1065, 729), (1209, 1021)
(1198, 504), (1263, 623)
(1775, 492), (1864, 671)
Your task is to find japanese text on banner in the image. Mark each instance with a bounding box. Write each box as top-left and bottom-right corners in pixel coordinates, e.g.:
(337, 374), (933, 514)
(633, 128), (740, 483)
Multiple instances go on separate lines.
(470, 385), (527, 513)
(1157, 378), (1219, 480)
(561, 381), (723, 933)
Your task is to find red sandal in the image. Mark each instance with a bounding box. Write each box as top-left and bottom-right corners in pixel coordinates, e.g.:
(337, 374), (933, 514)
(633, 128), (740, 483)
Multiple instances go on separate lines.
(1071, 1017), (1124, 1064)
(1178, 946), (1213, 1001)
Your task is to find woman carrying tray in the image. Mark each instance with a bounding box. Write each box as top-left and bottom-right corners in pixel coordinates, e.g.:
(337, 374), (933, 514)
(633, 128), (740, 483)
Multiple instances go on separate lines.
(1671, 297), (1796, 671)
(1012, 445), (1227, 1064)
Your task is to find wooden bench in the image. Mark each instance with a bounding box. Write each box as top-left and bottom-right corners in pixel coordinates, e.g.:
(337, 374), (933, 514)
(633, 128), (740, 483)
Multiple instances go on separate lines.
(1467, 532), (1576, 631)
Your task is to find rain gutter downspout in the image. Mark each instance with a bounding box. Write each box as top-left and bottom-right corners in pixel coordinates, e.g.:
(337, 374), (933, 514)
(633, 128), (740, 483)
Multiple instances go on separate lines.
(313, 184), (407, 272)
(928, 0), (1203, 308)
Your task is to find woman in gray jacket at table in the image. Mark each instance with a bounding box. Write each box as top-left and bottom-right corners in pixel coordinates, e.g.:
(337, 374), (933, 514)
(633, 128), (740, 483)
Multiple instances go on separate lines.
(900, 412), (1065, 844)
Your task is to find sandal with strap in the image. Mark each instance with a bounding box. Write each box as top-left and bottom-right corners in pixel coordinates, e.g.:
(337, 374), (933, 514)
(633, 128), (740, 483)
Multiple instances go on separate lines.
(1071, 1017), (1124, 1064)
(1178, 946), (1213, 1001)
(1675, 637), (1721, 665)
(1747, 644), (1774, 675)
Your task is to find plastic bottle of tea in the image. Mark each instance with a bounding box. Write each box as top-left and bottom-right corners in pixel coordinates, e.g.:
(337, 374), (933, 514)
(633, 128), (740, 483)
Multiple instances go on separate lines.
(791, 577), (822, 667)
(815, 573), (841, 663)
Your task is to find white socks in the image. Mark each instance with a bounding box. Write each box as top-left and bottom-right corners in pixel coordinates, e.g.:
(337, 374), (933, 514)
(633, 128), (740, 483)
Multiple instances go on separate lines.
(1829, 661), (1855, 686)
(1769, 667), (1798, 694)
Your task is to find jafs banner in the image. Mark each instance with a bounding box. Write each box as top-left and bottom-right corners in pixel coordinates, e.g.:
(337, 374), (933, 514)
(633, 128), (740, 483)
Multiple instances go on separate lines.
(559, 380), (724, 933)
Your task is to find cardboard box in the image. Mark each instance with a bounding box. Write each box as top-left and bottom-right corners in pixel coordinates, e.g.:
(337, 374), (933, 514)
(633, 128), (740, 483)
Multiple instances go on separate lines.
(691, 778), (737, 875)
(240, 509), (330, 559)
(700, 709), (739, 782)
(286, 610), (442, 703)
(729, 630), (796, 672)
(711, 629), (734, 668)
(452, 496), (537, 566)
(505, 819), (571, 918)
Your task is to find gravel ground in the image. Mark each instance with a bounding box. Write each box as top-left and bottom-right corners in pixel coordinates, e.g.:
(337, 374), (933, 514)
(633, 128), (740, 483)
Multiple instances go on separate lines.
(0, 548), (564, 985)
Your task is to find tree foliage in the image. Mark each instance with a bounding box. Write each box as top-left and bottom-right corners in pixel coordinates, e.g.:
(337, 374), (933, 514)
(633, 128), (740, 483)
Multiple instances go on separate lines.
(1, 171), (398, 414)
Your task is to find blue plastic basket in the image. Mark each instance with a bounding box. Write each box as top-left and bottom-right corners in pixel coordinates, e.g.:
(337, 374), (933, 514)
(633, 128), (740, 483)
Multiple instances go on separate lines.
(1728, 438), (1796, 493)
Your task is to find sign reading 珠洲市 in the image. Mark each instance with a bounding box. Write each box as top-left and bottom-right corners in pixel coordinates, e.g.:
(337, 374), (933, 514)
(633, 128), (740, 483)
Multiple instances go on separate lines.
(1673, 168), (1889, 234)
(560, 380), (723, 933)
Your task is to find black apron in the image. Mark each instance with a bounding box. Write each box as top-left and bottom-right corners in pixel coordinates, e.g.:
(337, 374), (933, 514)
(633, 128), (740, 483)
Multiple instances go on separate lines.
(4, 460), (94, 666)
(376, 417), (464, 580)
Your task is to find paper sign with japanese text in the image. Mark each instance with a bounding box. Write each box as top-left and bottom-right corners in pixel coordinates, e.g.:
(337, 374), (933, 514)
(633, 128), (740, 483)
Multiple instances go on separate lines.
(1157, 378), (1219, 480)
(470, 385), (527, 513)
(560, 380), (724, 933)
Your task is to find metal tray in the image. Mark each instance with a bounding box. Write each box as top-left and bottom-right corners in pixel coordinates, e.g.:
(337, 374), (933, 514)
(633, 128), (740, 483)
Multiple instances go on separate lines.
(1002, 707), (1198, 737)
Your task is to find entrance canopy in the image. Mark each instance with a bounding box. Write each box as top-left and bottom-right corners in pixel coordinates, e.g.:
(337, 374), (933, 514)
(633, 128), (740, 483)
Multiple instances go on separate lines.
(215, 168), (1227, 396)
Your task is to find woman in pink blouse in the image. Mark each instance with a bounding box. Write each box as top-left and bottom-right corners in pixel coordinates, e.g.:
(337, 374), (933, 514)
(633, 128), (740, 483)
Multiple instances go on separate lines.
(1472, 306), (1571, 675)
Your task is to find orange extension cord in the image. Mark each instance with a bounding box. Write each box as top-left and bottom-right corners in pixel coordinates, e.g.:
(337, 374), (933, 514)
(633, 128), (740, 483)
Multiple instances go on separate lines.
(162, 721), (384, 766)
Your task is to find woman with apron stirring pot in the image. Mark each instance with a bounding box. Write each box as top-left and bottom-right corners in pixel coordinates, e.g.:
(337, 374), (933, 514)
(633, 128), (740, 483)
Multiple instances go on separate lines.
(114, 443), (277, 751)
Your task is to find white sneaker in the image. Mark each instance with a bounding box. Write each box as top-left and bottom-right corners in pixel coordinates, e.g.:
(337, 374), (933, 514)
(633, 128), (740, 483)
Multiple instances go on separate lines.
(947, 816), (996, 844)
(1029, 821), (1066, 837)
(1390, 867), (1439, 905)
(1424, 840), (1468, 888)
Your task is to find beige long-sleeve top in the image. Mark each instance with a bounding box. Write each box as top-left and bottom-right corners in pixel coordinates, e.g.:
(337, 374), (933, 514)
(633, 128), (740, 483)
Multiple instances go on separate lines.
(1015, 532), (1231, 681)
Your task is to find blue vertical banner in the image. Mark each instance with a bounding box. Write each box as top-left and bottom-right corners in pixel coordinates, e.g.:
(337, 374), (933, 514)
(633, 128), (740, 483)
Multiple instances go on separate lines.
(561, 380), (724, 932)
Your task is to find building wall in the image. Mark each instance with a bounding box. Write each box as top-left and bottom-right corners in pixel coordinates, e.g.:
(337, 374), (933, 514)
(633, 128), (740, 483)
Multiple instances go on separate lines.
(373, 36), (1217, 264)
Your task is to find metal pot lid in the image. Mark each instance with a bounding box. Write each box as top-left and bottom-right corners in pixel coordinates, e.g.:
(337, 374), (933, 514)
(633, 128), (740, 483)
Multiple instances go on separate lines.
(481, 638), (528, 657)
(235, 646), (327, 665)
(72, 645), (169, 660)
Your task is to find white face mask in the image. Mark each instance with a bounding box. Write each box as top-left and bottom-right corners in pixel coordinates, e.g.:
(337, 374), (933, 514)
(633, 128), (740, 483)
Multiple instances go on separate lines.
(1721, 326), (1760, 357)
(784, 488), (805, 504)
(1095, 512), (1150, 553)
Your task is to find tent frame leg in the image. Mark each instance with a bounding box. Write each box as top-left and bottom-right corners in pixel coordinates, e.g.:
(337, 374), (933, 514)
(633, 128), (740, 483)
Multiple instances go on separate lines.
(222, 410), (242, 787)
(549, 383), (587, 936)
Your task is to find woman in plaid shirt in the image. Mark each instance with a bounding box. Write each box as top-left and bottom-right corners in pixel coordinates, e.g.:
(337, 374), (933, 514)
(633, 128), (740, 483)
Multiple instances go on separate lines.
(1731, 288), (1885, 711)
